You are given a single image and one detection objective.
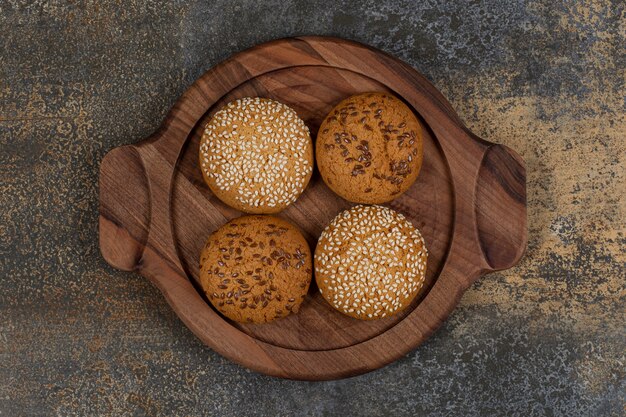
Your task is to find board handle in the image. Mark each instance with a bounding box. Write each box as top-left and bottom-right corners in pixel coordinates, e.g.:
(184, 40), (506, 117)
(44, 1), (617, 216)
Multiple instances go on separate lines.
(474, 143), (527, 271)
(99, 145), (151, 271)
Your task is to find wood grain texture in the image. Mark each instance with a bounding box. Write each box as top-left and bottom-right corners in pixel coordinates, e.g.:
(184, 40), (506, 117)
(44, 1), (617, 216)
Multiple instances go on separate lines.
(98, 37), (527, 380)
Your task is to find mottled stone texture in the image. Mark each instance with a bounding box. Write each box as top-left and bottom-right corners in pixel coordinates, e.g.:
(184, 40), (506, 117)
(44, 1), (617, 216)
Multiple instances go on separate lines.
(1, 0), (624, 415)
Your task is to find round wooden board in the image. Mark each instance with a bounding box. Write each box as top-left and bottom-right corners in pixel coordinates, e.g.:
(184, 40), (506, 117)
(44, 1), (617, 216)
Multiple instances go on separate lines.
(99, 37), (527, 380)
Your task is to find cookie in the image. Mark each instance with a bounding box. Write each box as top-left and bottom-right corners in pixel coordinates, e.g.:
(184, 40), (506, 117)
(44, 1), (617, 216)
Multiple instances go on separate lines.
(199, 97), (314, 213)
(199, 215), (312, 323)
(316, 92), (423, 204)
(314, 205), (428, 320)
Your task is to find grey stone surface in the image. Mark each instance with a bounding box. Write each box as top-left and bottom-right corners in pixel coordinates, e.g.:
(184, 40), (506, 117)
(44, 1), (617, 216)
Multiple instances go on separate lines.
(1, 0), (624, 416)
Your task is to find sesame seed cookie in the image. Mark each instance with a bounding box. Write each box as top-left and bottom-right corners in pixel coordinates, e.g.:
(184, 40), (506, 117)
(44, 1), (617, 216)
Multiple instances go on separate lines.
(199, 215), (312, 324)
(316, 92), (423, 204)
(199, 97), (314, 213)
(314, 205), (428, 320)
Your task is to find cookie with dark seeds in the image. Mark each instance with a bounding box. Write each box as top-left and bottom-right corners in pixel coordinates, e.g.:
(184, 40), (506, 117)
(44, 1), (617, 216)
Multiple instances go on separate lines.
(316, 92), (423, 203)
(199, 215), (312, 323)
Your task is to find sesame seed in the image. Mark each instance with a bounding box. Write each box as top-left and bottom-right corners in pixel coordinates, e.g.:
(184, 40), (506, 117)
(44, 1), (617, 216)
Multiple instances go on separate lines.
(315, 205), (428, 320)
(199, 97), (312, 210)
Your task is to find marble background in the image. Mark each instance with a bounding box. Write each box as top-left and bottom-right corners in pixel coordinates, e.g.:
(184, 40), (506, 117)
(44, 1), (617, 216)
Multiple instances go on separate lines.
(1, 0), (624, 415)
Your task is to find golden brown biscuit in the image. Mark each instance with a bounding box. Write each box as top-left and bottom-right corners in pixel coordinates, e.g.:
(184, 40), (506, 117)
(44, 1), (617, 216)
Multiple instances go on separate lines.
(200, 97), (313, 213)
(199, 215), (312, 323)
(316, 92), (423, 204)
(314, 205), (428, 320)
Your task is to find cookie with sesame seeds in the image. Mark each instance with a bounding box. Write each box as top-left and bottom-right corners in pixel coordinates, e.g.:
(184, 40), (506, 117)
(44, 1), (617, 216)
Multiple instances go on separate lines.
(199, 215), (312, 324)
(199, 97), (314, 213)
(314, 205), (428, 320)
(316, 92), (423, 204)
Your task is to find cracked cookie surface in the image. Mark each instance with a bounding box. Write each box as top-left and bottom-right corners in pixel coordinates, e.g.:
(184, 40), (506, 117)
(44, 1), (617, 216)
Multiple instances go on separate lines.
(200, 215), (312, 323)
(316, 92), (423, 203)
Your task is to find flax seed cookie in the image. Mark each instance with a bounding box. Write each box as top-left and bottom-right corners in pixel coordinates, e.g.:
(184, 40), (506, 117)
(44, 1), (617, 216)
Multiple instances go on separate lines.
(314, 205), (428, 320)
(199, 215), (312, 324)
(199, 97), (314, 213)
(316, 92), (423, 204)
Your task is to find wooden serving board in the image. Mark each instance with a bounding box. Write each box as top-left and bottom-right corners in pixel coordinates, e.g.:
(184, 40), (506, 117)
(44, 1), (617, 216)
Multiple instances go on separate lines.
(99, 37), (527, 380)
